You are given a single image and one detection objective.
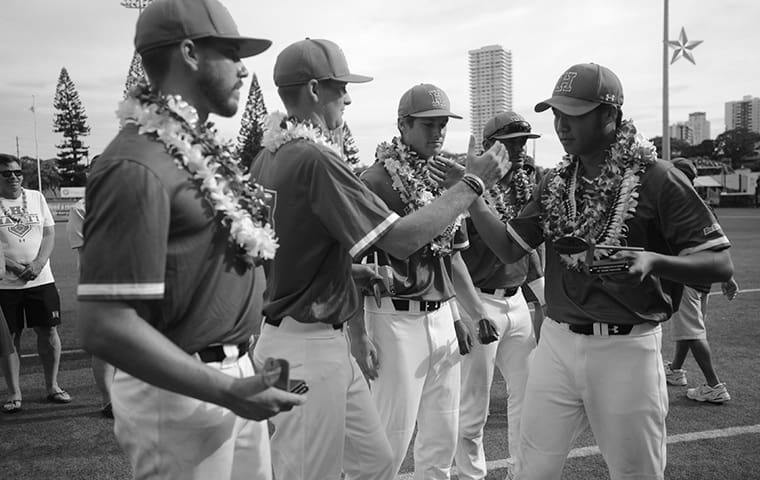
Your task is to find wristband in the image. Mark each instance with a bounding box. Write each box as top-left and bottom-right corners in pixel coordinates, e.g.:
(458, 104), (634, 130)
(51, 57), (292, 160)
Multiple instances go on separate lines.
(462, 173), (485, 196)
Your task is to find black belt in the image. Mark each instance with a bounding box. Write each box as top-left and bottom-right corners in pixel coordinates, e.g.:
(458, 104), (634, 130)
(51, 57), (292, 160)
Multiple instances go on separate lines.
(479, 286), (520, 297)
(197, 342), (249, 363)
(391, 299), (441, 312)
(568, 323), (634, 336)
(265, 317), (344, 330)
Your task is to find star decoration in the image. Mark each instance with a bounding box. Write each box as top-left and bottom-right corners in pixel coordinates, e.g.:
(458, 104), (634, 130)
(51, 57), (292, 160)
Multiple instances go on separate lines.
(668, 27), (703, 65)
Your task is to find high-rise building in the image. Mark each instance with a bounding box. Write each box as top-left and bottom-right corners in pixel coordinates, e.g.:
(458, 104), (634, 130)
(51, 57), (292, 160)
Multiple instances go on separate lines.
(670, 122), (693, 144)
(725, 95), (760, 134)
(468, 45), (512, 147)
(687, 112), (710, 145)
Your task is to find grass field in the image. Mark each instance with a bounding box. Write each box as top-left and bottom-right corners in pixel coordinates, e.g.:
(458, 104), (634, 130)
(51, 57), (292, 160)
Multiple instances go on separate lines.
(1, 208), (759, 479)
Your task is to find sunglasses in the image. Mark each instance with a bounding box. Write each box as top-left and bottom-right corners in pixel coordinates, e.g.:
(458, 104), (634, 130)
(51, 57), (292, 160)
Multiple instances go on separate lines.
(0, 170), (22, 179)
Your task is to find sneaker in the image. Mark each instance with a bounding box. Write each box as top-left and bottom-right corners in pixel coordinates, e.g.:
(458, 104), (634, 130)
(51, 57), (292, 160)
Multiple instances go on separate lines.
(664, 362), (687, 386)
(687, 383), (731, 403)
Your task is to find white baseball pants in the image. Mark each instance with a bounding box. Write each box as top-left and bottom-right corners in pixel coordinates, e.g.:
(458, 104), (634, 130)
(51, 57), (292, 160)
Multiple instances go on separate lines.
(454, 291), (535, 480)
(253, 317), (395, 480)
(516, 318), (668, 480)
(365, 297), (461, 480)
(112, 352), (271, 480)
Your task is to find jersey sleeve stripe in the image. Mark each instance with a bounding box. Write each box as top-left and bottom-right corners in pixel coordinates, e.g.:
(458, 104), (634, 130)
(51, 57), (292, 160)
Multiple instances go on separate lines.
(453, 240), (470, 250)
(77, 282), (165, 299)
(349, 212), (400, 259)
(678, 236), (731, 256)
(506, 223), (532, 254)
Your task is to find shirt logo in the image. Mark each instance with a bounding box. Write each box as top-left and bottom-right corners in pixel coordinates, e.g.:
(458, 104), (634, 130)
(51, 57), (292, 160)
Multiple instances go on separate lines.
(555, 72), (578, 93)
(703, 223), (722, 236)
(428, 89), (446, 109)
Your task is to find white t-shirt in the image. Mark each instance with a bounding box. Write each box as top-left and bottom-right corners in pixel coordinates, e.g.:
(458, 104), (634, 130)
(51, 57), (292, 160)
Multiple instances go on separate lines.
(0, 188), (55, 289)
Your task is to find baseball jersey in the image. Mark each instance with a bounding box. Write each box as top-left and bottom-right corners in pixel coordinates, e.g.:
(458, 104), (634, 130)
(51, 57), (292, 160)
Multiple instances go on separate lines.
(360, 161), (468, 302)
(250, 139), (399, 326)
(77, 125), (258, 354)
(507, 160), (730, 326)
(462, 217), (541, 290)
(0, 188), (56, 289)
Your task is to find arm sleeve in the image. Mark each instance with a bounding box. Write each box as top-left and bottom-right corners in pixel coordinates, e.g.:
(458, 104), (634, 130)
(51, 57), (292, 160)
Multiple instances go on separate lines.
(78, 161), (169, 300)
(506, 172), (550, 252)
(309, 152), (399, 259)
(453, 219), (469, 251)
(658, 168), (730, 255)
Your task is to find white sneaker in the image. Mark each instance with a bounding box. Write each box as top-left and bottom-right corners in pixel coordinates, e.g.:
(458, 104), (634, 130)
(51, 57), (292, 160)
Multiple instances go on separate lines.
(687, 383), (731, 403)
(664, 362), (687, 386)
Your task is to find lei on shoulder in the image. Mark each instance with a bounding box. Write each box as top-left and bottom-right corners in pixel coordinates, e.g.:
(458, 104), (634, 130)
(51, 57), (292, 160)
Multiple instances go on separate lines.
(376, 137), (462, 256)
(541, 120), (657, 270)
(116, 82), (278, 265)
(483, 162), (535, 223)
(261, 111), (342, 158)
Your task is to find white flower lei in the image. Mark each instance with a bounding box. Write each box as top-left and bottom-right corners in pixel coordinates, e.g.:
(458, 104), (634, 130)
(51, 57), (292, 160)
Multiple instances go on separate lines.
(376, 137), (462, 256)
(541, 120), (656, 270)
(116, 83), (278, 265)
(262, 111), (342, 158)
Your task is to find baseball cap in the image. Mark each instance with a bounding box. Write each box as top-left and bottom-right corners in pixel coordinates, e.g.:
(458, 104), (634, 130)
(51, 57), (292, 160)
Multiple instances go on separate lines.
(397, 84), (462, 119)
(273, 38), (373, 87)
(483, 112), (540, 140)
(672, 157), (697, 182)
(134, 0), (271, 58)
(535, 63), (623, 116)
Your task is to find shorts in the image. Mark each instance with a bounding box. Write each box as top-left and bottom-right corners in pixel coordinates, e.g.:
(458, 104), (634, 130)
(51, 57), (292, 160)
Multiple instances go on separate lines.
(670, 285), (708, 341)
(0, 283), (62, 334)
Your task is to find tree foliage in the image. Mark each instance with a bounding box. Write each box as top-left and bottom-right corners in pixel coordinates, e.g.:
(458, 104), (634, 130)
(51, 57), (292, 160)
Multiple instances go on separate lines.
(19, 156), (62, 193)
(330, 122), (361, 166)
(714, 128), (760, 169)
(53, 67), (90, 186)
(648, 136), (692, 159)
(236, 74), (268, 172)
(124, 51), (147, 97)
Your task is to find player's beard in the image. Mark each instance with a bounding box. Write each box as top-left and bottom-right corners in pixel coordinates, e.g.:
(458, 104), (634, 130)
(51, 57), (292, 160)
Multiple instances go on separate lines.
(198, 68), (239, 118)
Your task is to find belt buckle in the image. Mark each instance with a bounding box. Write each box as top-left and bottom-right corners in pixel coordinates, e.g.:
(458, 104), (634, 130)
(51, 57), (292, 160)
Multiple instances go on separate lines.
(422, 301), (440, 312)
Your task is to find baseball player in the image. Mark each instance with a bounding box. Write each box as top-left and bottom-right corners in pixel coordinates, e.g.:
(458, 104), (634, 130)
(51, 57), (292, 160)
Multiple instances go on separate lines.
(467, 63), (734, 480)
(250, 44), (509, 480)
(445, 112), (545, 480)
(358, 83), (495, 480)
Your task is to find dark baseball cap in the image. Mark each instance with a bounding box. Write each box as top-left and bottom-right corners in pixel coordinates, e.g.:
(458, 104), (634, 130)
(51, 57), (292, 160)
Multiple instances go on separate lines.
(134, 0), (271, 57)
(483, 111), (540, 140)
(535, 63), (623, 116)
(273, 38), (373, 87)
(397, 84), (462, 119)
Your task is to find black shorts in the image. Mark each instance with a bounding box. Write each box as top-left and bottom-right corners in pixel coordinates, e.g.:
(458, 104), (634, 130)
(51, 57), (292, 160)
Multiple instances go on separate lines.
(0, 283), (62, 334)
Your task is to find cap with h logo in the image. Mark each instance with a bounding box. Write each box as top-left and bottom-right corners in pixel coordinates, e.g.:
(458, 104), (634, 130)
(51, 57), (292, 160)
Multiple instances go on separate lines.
(134, 0), (271, 57)
(274, 38), (373, 87)
(397, 84), (462, 119)
(535, 63), (623, 116)
(483, 111), (540, 140)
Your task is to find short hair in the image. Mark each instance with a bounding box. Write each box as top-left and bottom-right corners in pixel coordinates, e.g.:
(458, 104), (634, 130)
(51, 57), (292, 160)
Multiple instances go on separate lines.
(0, 153), (20, 168)
(277, 84), (305, 109)
(140, 43), (178, 85)
(397, 116), (416, 135)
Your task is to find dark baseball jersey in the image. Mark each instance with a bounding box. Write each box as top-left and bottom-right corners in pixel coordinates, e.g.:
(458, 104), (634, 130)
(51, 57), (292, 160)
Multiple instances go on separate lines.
(360, 161), (468, 302)
(77, 125), (258, 354)
(250, 139), (399, 326)
(506, 160), (730, 326)
(462, 217), (541, 290)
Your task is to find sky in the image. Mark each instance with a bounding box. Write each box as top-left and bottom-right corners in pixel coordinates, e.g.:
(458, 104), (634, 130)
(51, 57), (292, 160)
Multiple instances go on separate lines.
(1, 0), (759, 169)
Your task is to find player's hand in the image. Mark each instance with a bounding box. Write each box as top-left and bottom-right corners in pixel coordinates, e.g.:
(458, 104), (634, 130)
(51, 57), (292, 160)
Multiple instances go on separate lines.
(18, 260), (43, 282)
(477, 318), (499, 344)
(721, 277), (739, 301)
(350, 332), (380, 380)
(454, 320), (474, 355)
(225, 370), (306, 422)
(464, 136), (510, 190)
(428, 156), (465, 189)
(599, 251), (658, 286)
